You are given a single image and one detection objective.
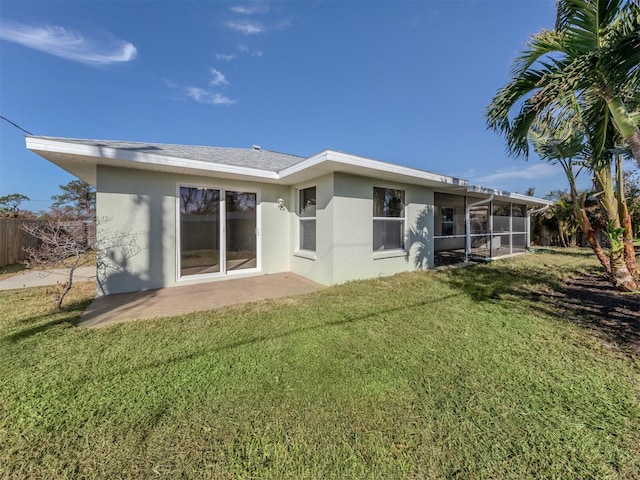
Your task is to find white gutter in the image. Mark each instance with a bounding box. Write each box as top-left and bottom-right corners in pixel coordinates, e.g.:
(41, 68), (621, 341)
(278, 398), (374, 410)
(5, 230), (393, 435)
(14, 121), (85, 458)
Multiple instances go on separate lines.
(465, 194), (494, 262)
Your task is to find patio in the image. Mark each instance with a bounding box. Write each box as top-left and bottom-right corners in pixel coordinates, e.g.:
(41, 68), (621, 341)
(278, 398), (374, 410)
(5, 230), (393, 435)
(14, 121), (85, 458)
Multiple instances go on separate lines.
(79, 272), (324, 328)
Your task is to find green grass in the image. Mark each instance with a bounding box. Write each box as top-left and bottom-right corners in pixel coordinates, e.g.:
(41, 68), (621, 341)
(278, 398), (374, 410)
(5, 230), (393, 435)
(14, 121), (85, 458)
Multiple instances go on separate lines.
(1, 249), (639, 479)
(0, 251), (96, 281)
(0, 262), (27, 281)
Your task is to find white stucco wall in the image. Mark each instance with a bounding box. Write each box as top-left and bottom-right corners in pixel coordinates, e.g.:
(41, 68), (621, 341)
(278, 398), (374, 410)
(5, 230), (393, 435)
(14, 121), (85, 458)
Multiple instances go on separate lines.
(96, 166), (291, 295)
(289, 174), (334, 285)
(95, 166), (437, 295)
(332, 173), (434, 283)
(288, 173), (435, 286)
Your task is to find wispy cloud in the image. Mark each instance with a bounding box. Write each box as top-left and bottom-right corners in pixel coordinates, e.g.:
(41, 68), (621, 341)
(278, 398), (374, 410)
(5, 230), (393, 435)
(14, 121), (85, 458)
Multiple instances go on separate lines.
(226, 21), (264, 35)
(238, 44), (263, 57)
(209, 68), (230, 87)
(163, 78), (179, 89)
(0, 20), (137, 65)
(275, 19), (292, 30)
(215, 53), (236, 61)
(230, 4), (269, 15)
(472, 163), (559, 183)
(185, 87), (235, 106)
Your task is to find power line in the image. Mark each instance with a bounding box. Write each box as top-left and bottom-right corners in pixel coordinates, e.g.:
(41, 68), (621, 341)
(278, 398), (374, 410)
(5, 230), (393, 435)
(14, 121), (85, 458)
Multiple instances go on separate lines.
(0, 115), (33, 136)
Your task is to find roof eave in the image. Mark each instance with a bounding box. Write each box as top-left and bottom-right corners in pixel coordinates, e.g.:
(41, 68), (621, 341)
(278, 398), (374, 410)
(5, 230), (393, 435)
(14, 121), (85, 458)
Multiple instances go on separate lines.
(279, 150), (469, 188)
(466, 184), (554, 206)
(25, 136), (280, 184)
(25, 137), (554, 206)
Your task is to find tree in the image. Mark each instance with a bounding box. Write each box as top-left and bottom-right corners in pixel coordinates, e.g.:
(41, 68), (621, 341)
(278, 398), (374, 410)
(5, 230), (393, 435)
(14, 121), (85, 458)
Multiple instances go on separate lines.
(486, 0), (640, 291)
(21, 220), (93, 309)
(486, 0), (640, 164)
(536, 191), (573, 246)
(51, 180), (96, 220)
(0, 193), (30, 217)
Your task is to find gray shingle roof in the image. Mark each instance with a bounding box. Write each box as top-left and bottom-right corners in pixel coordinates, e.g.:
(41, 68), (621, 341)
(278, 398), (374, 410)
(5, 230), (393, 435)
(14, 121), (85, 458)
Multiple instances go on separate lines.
(35, 136), (306, 172)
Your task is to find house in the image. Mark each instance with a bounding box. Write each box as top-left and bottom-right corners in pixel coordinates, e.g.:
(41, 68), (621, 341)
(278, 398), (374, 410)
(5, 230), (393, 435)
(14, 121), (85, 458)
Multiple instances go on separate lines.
(26, 136), (553, 296)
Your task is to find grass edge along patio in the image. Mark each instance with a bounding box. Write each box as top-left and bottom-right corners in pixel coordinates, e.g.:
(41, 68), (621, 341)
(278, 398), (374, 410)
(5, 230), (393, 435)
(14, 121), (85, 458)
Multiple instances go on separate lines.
(26, 135), (552, 296)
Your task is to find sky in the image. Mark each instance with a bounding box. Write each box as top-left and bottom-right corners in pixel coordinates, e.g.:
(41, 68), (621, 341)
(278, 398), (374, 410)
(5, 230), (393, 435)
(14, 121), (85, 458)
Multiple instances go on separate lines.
(0, 0), (600, 212)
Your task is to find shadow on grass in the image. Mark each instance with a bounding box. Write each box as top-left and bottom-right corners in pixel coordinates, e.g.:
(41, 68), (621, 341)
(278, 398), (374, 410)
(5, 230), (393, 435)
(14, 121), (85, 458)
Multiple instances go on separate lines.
(440, 261), (640, 355)
(440, 263), (567, 302)
(70, 291), (464, 385)
(539, 275), (640, 355)
(3, 298), (92, 343)
(529, 247), (595, 258)
(0, 263), (27, 278)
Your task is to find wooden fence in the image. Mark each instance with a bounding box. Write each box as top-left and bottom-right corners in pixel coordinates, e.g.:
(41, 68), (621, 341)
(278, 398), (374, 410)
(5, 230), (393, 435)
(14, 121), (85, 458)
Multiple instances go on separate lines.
(0, 219), (96, 267)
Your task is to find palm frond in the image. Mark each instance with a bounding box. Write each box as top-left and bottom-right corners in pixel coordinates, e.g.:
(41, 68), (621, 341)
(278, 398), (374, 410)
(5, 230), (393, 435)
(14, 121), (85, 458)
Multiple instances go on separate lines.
(512, 29), (565, 77)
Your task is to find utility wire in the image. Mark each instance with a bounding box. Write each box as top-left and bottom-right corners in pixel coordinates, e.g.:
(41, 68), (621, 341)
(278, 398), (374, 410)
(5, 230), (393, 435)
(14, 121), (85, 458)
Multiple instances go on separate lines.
(0, 115), (33, 135)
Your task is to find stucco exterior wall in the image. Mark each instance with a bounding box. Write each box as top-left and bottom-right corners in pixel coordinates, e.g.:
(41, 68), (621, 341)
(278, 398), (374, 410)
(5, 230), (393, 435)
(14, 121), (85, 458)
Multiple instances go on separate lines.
(288, 172), (435, 286)
(96, 166), (291, 295)
(289, 174), (334, 285)
(406, 186), (434, 270)
(96, 166), (437, 295)
(332, 173), (434, 283)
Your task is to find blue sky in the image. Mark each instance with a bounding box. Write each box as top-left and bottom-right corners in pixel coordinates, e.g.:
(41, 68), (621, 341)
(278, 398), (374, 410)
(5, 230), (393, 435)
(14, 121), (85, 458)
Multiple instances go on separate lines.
(1, 0), (592, 212)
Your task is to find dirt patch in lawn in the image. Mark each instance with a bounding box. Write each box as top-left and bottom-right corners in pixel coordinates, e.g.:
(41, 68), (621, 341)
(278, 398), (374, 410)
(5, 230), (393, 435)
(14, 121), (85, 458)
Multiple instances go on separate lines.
(545, 273), (640, 356)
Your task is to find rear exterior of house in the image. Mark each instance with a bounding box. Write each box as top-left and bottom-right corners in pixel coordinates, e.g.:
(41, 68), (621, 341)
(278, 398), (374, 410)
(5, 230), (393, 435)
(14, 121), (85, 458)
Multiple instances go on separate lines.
(26, 136), (552, 296)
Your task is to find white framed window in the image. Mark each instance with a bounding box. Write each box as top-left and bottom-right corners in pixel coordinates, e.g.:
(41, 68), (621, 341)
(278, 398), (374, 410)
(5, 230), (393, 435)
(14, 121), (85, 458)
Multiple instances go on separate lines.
(373, 187), (405, 251)
(299, 186), (316, 252)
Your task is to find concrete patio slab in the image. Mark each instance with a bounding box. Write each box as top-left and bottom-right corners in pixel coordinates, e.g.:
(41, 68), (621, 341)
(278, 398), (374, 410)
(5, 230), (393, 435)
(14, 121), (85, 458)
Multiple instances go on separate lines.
(79, 272), (324, 328)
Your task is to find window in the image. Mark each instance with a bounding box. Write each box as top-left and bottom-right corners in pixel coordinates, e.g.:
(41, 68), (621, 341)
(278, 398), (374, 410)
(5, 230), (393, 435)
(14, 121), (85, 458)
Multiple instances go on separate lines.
(299, 186), (316, 251)
(373, 187), (405, 251)
(442, 207), (455, 236)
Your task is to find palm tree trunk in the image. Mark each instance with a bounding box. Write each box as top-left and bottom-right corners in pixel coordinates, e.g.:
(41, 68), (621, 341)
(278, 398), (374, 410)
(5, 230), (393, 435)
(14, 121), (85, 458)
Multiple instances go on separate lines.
(593, 167), (619, 227)
(616, 154), (638, 277)
(609, 248), (639, 292)
(563, 161), (611, 273)
(594, 165), (639, 291)
(580, 208), (611, 274)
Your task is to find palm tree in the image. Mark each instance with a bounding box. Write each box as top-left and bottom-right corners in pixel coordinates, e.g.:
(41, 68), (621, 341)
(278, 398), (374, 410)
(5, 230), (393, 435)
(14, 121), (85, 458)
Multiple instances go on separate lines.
(486, 0), (640, 164)
(486, 0), (640, 291)
(529, 116), (613, 274)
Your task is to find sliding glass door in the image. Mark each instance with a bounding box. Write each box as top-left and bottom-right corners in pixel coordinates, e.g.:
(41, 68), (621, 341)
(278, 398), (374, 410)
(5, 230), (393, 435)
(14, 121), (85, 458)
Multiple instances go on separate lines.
(225, 191), (257, 271)
(179, 186), (257, 278)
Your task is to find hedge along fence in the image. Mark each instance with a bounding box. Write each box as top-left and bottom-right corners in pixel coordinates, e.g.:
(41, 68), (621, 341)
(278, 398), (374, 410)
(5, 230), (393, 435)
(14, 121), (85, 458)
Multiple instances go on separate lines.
(0, 219), (96, 267)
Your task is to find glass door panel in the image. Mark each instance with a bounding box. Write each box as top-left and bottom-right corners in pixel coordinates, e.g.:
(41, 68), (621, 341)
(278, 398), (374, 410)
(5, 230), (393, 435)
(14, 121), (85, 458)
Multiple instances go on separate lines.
(180, 187), (221, 276)
(225, 191), (257, 271)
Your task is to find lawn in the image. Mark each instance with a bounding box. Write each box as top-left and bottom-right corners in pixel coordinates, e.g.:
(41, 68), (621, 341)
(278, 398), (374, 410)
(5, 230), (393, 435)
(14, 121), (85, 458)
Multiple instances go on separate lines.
(1, 249), (639, 479)
(0, 251), (96, 282)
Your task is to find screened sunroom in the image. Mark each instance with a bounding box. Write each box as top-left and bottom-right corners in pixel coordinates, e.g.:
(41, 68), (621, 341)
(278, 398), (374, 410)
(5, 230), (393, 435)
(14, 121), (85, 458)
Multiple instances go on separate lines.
(433, 190), (546, 267)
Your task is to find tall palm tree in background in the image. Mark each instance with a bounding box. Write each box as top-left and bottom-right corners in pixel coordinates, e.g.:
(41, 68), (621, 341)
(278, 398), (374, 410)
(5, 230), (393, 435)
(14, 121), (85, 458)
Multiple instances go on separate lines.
(486, 0), (639, 162)
(586, 108), (639, 289)
(486, 0), (640, 291)
(528, 117), (612, 272)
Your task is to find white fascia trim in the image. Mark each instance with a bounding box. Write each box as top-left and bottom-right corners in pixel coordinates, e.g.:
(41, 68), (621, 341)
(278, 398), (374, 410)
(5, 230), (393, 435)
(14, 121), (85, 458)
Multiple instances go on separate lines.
(466, 184), (553, 206)
(279, 150), (468, 187)
(25, 136), (279, 181)
(506, 192), (554, 205)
